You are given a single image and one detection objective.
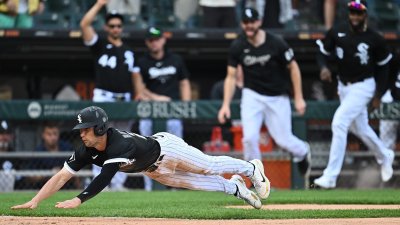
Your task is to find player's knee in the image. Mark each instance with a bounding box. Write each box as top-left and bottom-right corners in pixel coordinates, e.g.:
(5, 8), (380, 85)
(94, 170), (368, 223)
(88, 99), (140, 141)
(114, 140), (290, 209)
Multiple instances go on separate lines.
(331, 120), (348, 133)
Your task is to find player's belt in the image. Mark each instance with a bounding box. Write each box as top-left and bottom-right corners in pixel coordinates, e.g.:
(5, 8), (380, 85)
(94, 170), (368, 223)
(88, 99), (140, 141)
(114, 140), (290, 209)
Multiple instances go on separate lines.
(339, 76), (371, 86)
(95, 88), (130, 101)
(144, 154), (165, 173)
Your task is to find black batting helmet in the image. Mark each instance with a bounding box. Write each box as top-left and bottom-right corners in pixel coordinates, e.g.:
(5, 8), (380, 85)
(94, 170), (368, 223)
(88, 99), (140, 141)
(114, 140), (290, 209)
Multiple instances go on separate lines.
(73, 106), (108, 136)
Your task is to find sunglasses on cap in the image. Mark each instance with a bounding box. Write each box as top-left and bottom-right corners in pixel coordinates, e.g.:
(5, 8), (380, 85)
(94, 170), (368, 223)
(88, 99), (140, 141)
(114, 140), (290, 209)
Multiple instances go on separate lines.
(348, 1), (367, 11)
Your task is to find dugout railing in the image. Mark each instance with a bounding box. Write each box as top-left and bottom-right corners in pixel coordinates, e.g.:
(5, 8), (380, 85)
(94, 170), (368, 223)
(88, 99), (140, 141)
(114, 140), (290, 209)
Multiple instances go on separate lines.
(0, 100), (399, 191)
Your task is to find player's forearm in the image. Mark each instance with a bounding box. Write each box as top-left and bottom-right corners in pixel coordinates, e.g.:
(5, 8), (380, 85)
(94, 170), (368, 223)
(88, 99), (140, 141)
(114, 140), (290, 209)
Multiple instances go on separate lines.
(180, 79), (191, 101)
(222, 67), (237, 107)
(290, 61), (304, 100)
(31, 170), (71, 204)
(80, 2), (104, 28)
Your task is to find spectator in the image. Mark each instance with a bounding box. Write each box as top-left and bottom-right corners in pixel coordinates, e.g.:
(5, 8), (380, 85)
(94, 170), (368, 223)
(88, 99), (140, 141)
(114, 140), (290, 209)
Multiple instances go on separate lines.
(106, 0), (141, 15)
(217, 8), (311, 183)
(199, 0), (237, 28)
(314, 0), (394, 189)
(27, 122), (78, 189)
(133, 26), (191, 191)
(0, 0), (44, 28)
(80, 0), (138, 191)
(174, 0), (198, 28)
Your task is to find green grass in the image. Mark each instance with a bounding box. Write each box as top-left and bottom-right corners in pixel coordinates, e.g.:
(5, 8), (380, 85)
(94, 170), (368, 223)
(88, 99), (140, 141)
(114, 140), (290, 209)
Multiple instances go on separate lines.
(1, 189), (400, 219)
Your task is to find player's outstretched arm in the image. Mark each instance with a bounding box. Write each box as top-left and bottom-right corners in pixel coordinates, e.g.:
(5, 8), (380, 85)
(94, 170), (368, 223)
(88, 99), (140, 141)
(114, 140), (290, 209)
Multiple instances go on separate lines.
(80, 0), (107, 42)
(11, 167), (73, 210)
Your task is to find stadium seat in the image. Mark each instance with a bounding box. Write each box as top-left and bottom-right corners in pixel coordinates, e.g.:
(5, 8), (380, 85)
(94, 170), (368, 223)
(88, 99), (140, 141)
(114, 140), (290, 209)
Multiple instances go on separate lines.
(34, 12), (68, 29)
(147, 0), (181, 28)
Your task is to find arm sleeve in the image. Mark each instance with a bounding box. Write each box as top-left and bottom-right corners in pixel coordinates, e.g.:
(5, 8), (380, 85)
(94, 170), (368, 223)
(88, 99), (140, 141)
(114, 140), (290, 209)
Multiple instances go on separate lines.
(176, 55), (190, 80)
(227, 40), (241, 68)
(315, 29), (336, 69)
(64, 145), (89, 174)
(77, 163), (120, 203)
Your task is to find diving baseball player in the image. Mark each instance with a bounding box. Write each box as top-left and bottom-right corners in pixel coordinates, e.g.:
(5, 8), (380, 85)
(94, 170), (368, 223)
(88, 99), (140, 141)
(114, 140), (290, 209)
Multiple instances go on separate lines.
(11, 106), (270, 210)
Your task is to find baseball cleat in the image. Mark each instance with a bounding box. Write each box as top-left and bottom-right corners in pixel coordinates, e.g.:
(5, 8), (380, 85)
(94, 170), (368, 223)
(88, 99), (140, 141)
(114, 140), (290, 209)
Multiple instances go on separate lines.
(249, 159), (271, 199)
(381, 150), (394, 182)
(231, 175), (262, 209)
(313, 176), (336, 189)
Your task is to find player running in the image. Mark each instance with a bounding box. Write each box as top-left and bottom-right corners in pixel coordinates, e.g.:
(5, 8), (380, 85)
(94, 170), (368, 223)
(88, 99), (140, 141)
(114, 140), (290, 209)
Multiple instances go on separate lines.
(314, 0), (395, 188)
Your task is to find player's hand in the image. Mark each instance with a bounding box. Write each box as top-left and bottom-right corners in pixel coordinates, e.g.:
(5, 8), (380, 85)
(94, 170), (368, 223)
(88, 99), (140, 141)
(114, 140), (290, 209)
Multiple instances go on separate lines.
(154, 95), (171, 102)
(55, 197), (81, 209)
(96, 0), (108, 6)
(294, 98), (306, 116)
(368, 96), (381, 113)
(11, 200), (38, 210)
(218, 105), (231, 124)
(320, 67), (332, 82)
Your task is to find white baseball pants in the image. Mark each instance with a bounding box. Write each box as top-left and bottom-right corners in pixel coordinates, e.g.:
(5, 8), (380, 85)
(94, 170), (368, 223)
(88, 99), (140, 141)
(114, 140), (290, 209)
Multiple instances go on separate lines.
(240, 88), (308, 161)
(144, 132), (254, 194)
(322, 78), (392, 180)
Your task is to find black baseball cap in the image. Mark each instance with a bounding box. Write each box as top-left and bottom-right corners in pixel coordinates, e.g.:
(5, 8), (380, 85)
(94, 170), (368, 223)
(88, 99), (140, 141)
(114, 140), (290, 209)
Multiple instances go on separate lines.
(348, 0), (368, 12)
(242, 8), (259, 22)
(146, 27), (163, 39)
(105, 10), (124, 24)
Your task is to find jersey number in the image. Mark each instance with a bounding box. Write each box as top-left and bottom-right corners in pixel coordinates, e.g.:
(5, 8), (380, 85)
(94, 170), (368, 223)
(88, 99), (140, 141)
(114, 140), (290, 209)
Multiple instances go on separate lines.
(98, 54), (117, 69)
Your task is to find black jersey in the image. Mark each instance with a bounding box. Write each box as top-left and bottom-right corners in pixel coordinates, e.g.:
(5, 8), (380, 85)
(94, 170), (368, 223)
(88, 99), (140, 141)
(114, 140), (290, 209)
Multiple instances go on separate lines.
(87, 34), (136, 93)
(317, 22), (392, 83)
(65, 128), (160, 173)
(228, 31), (294, 96)
(136, 51), (190, 100)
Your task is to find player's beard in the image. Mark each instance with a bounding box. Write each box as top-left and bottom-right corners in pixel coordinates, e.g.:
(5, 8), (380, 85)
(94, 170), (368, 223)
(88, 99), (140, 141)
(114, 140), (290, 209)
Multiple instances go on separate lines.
(244, 27), (259, 39)
(349, 17), (367, 32)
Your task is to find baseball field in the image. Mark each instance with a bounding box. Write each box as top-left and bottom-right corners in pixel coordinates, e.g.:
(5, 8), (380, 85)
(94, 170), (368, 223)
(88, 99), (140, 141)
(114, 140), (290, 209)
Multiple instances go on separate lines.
(1, 189), (400, 224)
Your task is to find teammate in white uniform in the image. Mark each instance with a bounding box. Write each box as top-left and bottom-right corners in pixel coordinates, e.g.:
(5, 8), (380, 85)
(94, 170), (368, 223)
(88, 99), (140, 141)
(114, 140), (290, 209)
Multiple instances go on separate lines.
(11, 106), (270, 210)
(218, 8), (311, 179)
(314, 0), (395, 188)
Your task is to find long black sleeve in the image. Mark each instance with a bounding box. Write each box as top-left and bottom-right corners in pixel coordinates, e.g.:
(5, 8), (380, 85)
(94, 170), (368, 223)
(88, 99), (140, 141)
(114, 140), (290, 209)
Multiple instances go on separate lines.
(77, 163), (120, 203)
(374, 64), (390, 98)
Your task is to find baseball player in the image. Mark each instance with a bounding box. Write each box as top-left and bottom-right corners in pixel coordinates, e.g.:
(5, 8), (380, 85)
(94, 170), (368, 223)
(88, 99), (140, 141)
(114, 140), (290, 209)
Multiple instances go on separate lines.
(11, 106), (270, 210)
(314, 0), (395, 189)
(133, 26), (191, 191)
(80, 0), (137, 191)
(217, 8), (311, 179)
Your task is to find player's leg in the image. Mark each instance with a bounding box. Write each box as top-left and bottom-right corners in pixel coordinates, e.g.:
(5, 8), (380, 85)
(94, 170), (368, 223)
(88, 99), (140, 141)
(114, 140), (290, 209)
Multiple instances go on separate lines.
(350, 110), (395, 182)
(263, 95), (308, 158)
(241, 88), (264, 161)
(139, 119), (153, 136)
(166, 119), (183, 138)
(151, 132), (270, 199)
(316, 79), (374, 187)
(144, 170), (262, 209)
